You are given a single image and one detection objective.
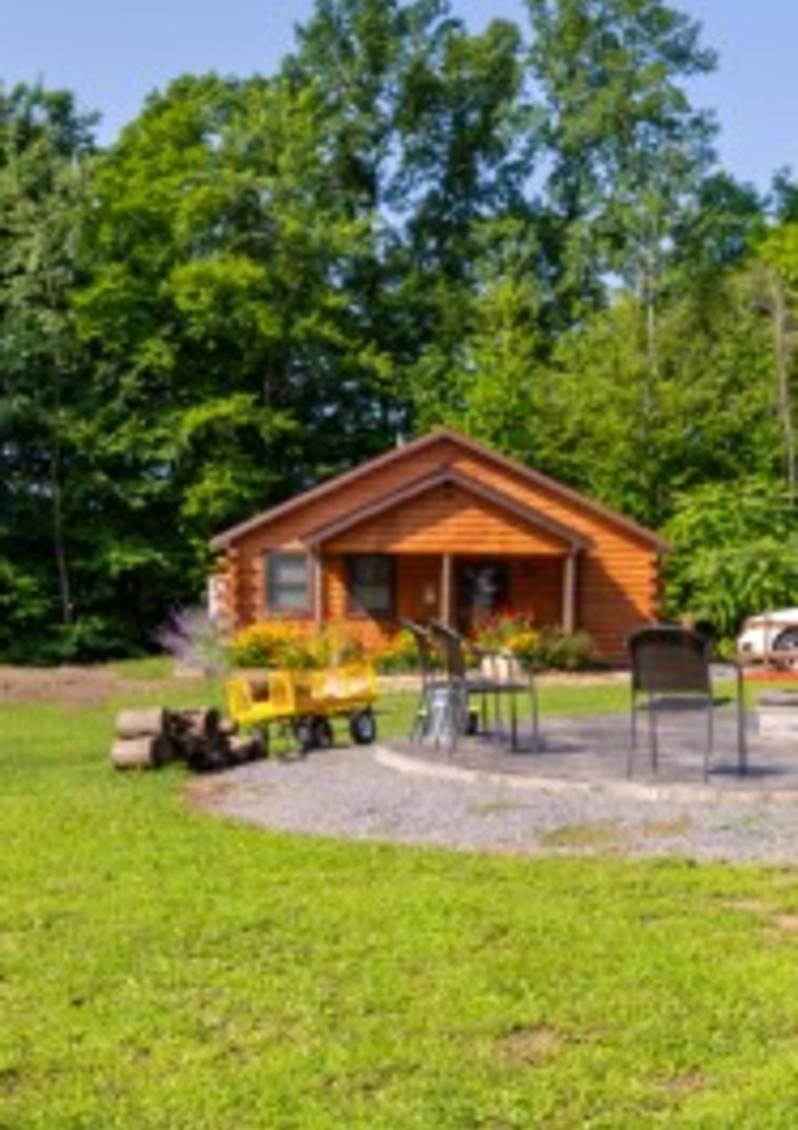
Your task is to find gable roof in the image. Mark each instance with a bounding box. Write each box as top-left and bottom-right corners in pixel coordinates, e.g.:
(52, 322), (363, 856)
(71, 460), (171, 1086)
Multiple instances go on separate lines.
(210, 426), (670, 551)
(304, 467), (591, 550)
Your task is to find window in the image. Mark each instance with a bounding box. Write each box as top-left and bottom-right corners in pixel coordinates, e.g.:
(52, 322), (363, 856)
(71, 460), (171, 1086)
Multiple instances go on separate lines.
(347, 555), (394, 618)
(266, 552), (310, 613)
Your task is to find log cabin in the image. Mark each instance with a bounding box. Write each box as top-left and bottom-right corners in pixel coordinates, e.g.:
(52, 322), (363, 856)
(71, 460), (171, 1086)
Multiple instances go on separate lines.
(209, 428), (669, 660)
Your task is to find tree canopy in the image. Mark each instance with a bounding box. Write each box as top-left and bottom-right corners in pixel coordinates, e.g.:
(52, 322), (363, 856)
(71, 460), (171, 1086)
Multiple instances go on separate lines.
(1, 0), (797, 659)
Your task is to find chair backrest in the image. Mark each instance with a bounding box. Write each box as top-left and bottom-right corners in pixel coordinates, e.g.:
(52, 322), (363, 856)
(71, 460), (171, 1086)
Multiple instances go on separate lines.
(399, 619), (437, 685)
(628, 626), (712, 695)
(428, 621), (468, 680)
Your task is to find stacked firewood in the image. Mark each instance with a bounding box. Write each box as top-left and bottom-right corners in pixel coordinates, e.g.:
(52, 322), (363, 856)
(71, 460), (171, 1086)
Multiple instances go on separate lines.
(111, 707), (264, 772)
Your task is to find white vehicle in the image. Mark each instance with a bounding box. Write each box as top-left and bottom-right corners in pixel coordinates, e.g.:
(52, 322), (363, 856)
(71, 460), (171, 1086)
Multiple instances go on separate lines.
(736, 609), (798, 660)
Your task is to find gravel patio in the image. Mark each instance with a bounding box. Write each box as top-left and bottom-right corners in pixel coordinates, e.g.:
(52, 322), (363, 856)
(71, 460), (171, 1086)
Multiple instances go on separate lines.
(198, 702), (798, 866)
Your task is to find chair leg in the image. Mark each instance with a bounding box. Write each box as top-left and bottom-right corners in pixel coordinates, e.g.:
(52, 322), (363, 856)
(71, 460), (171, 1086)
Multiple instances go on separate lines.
(412, 682), (429, 743)
(529, 677), (540, 753)
(443, 694), (454, 757)
(705, 695), (713, 781)
(432, 687), (442, 753)
(736, 668), (747, 775)
(446, 686), (463, 758)
(628, 696), (637, 778)
(648, 695), (659, 774)
(510, 690), (518, 752)
(411, 694), (422, 743)
(411, 674), (424, 742)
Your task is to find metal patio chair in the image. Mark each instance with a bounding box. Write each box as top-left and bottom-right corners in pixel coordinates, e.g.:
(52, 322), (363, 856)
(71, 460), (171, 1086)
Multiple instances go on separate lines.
(399, 619), (455, 747)
(627, 625), (747, 779)
(428, 620), (540, 754)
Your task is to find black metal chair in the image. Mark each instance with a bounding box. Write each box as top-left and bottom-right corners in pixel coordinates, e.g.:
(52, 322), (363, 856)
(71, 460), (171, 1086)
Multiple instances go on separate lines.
(427, 620), (539, 753)
(628, 625), (747, 779)
(399, 619), (455, 747)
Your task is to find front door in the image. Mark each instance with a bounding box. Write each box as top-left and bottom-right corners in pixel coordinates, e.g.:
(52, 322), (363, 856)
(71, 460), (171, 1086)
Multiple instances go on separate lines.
(455, 560), (509, 632)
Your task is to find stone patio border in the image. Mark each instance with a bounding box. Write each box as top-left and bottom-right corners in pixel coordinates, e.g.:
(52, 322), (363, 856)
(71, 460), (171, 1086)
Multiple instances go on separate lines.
(376, 746), (798, 807)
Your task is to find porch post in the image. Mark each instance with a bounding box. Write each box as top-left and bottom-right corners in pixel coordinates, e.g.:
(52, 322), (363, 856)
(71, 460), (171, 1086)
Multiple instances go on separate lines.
(440, 553), (453, 626)
(312, 548), (323, 629)
(562, 550), (578, 634)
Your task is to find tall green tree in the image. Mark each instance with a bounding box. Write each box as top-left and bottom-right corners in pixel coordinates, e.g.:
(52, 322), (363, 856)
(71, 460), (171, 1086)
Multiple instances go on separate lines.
(530, 270), (776, 527)
(527, 0), (717, 315)
(0, 84), (97, 655)
(411, 216), (547, 449)
(0, 0), (790, 659)
(746, 223), (798, 502)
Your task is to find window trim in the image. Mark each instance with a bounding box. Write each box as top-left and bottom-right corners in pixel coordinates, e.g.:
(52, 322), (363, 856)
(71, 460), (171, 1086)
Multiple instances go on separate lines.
(345, 554), (395, 620)
(265, 550), (311, 616)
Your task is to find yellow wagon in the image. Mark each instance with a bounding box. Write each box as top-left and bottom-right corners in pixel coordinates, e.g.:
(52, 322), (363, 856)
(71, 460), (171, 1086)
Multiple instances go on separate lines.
(294, 661), (378, 751)
(226, 661), (378, 755)
(226, 670), (297, 757)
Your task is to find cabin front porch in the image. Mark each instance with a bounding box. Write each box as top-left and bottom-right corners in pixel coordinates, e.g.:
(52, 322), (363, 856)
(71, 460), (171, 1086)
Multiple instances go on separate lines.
(313, 551), (580, 645)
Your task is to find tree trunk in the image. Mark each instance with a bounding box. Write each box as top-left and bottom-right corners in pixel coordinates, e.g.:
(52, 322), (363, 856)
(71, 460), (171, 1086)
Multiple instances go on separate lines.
(769, 271), (797, 504)
(639, 220), (662, 523)
(50, 441), (73, 625)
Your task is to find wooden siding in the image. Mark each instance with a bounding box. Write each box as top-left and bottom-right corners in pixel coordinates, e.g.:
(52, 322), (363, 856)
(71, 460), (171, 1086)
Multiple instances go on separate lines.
(324, 484), (569, 556)
(221, 435), (661, 658)
(326, 554), (443, 647)
(248, 555), (443, 650)
(509, 557), (562, 625)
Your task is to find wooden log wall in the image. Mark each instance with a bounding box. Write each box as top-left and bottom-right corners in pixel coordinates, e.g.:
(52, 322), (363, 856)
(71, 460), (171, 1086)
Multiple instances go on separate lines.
(222, 436), (661, 659)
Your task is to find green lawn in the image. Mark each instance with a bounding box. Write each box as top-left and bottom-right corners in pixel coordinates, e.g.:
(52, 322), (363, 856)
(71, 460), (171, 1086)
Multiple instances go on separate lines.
(4, 675), (798, 1128)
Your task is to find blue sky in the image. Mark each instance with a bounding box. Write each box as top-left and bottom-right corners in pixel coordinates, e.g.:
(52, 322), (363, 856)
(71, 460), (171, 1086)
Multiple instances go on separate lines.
(2, 0), (796, 190)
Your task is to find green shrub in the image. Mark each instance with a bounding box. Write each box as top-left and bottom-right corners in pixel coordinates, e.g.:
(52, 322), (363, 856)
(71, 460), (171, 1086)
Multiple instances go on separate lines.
(531, 627), (595, 671)
(228, 621), (365, 670)
(373, 628), (426, 674)
(227, 622), (309, 669)
(472, 615), (594, 671)
(664, 480), (798, 636)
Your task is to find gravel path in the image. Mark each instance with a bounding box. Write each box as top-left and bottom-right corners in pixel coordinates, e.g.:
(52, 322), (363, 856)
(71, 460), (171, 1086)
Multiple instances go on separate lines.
(193, 744), (798, 865)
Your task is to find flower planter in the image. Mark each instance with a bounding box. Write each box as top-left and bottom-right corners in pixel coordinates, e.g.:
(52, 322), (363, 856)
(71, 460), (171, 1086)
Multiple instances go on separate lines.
(480, 654), (523, 683)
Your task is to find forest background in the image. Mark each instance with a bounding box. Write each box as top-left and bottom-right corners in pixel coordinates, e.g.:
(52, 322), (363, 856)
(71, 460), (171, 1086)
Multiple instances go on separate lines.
(3, 0), (798, 661)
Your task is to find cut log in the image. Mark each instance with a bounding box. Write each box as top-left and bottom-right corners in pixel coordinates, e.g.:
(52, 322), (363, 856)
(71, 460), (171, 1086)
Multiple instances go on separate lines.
(187, 736), (231, 773)
(169, 708), (220, 741)
(111, 735), (168, 770)
(115, 708), (168, 740)
(227, 734), (263, 765)
(180, 735), (207, 769)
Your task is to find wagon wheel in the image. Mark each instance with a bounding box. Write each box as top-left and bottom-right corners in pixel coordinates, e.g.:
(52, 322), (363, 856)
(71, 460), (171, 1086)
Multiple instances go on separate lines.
(252, 726), (269, 760)
(294, 717), (316, 755)
(311, 717), (334, 749)
(349, 709), (377, 745)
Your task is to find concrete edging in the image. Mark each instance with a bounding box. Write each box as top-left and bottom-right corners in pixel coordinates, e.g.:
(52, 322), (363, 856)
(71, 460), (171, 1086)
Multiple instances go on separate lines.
(374, 746), (798, 807)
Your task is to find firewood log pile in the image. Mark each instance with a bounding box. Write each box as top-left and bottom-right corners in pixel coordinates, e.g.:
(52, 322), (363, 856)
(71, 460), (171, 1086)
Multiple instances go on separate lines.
(111, 707), (264, 771)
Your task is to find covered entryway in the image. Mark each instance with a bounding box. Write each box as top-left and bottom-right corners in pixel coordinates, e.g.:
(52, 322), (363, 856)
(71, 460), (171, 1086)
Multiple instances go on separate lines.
(306, 467), (589, 636)
(455, 559), (509, 631)
(211, 426), (668, 659)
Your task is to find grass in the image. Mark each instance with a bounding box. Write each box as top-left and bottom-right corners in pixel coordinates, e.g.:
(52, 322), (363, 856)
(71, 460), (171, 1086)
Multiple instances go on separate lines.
(108, 655), (178, 681)
(4, 673), (798, 1127)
